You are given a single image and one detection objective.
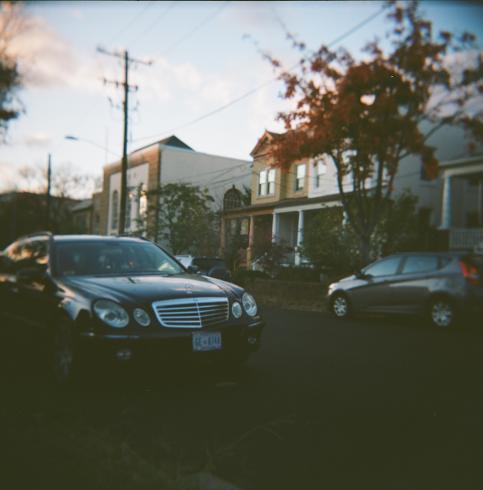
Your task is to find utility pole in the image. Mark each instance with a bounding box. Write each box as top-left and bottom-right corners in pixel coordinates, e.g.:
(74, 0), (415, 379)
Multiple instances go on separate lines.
(97, 46), (152, 234)
(46, 153), (52, 230)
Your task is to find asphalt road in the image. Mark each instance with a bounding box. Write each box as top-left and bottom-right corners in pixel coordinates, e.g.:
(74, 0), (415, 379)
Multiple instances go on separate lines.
(1, 308), (482, 490)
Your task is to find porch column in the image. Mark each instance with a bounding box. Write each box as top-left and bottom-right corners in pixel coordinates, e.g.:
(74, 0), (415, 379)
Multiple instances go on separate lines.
(294, 210), (305, 266)
(440, 175), (453, 230)
(247, 215), (255, 268)
(272, 213), (279, 243)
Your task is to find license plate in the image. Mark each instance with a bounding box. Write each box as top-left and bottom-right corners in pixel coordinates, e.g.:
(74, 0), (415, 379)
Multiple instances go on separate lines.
(192, 332), (222, 352)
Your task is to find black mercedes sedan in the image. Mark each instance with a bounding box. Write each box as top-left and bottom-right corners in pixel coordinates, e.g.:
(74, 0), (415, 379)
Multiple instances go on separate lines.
(0, 233), (265, 383)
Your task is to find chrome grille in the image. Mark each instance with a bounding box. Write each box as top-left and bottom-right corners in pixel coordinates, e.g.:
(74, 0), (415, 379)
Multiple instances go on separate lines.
(152, 297), (229, 328)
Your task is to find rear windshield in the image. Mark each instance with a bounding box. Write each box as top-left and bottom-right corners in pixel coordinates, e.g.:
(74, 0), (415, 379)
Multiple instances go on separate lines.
(53, 240), (184, 277)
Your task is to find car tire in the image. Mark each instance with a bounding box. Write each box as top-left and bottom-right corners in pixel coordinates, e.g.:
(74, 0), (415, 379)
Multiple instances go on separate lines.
(330, 293), (351, 319)
(428, 297), (456, 329)
(51, 319), (77, 385)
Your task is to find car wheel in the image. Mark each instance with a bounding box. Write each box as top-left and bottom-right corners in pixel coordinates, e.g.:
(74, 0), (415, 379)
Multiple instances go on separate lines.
(429, 298), (455, 328)
(330, 293), (351, 319)
(52, 320), (76, 384)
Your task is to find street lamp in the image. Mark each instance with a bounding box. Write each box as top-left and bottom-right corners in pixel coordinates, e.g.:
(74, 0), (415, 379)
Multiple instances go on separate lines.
(65, 134), (125, 233)
(64, 135), (120, 158)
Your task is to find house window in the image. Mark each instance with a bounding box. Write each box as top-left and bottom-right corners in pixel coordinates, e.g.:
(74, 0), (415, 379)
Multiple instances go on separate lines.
(258, 170), (267, 196)
(267, 168), (276, 195)
(111, 190), (119, 230)
(258, 169), (275, 196)
(223, 187), (242, 210)
(315, 159), (327, 188)
(420, 163), (431, 181)
(295, 163), (306, 191)
(138, 184), (147, 218)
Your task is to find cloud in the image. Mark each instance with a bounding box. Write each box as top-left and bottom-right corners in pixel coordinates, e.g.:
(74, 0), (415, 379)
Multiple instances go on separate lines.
(0, 161), (19, 192)
(132, 55), (242, 113)
(3, 10), (108, 93)
(225, 1), (279, 29)
(24, 131), (52, 147)
(69, 9), (85, 21)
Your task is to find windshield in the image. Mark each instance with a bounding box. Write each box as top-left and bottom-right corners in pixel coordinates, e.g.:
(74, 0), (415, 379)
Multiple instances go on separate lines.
(54, 240), (184, 277)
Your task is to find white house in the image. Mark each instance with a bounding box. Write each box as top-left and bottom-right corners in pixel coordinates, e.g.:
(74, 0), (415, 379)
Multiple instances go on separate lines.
(100, 135), (251, 242)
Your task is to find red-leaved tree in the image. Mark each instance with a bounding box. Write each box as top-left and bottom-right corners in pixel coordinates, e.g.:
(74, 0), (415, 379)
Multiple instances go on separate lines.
(265, 0), (482, 263)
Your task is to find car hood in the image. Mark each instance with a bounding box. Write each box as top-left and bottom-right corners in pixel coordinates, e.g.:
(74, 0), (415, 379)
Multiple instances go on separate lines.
(61, 273), (232, 305)
(329, 273), (369, 292)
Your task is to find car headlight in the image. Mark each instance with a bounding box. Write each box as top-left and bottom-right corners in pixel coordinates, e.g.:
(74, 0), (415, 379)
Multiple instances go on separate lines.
(242, 292), (257, 317)
(93, 299), (129, 328)
(133, 308), (151, 327)
(231, 301), (242, 319)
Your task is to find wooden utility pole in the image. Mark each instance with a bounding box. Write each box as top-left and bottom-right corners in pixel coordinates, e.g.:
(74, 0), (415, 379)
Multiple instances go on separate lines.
(97, 46), (152, 234)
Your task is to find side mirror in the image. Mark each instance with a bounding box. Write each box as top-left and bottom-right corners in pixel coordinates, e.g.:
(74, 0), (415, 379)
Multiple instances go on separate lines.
(187, 265), (200, 274)
(355, 270), (371, 280)
(16, 267), (47, 283)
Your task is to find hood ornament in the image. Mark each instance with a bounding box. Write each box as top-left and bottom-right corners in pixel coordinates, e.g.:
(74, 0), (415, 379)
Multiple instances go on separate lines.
(185, 283), (194, 295)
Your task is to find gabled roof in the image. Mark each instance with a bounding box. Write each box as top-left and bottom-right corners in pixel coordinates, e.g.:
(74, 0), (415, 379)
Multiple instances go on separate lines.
(130, 135), (193, 155)
(249, 130), (283, 158)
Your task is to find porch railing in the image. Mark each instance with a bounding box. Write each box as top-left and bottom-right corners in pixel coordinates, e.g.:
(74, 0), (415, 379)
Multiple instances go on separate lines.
(449, 228), (483, 251)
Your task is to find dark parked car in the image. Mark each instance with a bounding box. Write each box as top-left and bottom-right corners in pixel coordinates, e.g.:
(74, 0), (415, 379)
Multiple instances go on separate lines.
(327, 252), (483, 328)
(175, 255), (232, 281)
(0, 233), (265, 383)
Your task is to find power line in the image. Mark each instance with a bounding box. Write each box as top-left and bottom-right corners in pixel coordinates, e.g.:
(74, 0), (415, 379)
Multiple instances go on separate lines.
(158, 1), (229, 56)
(126, 1), (177, 48)
(62, 2), (156, 146)
(98, 47), (153, 234)
(105, 1), (154, 46)
(132, 4), (386, 144)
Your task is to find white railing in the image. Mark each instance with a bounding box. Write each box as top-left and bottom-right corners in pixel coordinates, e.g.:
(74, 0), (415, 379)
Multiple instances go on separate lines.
(449, 228), (483, 251)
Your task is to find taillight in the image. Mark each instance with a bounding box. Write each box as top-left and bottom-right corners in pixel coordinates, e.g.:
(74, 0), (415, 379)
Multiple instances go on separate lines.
(460, 261), (480, 286)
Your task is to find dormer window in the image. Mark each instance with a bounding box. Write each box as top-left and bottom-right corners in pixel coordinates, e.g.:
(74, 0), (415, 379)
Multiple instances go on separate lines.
(315, 159), (327, 188)
(258, 168), (276, 196)
(295, 163), (306, 191)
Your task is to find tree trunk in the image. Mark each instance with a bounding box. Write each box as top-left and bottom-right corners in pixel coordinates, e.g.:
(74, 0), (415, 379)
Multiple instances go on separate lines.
(358, 235), (372, 267)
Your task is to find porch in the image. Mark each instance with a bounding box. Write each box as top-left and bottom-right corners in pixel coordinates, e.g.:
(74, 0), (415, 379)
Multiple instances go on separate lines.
(449, 228), (483, 251)
(440, 155), (483, 251)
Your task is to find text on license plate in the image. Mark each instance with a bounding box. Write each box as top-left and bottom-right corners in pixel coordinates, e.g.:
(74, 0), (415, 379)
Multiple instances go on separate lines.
(192, 332), (222, 352)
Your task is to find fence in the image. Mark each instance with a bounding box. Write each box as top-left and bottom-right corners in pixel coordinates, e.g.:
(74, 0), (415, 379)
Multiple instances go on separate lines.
(449, 228), (483, 251)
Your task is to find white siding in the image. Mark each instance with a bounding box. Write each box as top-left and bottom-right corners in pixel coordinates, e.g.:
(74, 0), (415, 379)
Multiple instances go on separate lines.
(159, 146), (251, 207)
(107, 163), (149, 234)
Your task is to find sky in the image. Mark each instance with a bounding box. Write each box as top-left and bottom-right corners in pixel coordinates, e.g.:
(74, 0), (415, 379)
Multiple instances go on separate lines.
(1, 0), (482, 197)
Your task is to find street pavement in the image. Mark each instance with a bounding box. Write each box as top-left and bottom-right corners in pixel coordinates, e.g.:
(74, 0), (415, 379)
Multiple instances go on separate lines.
(1, 307), (482, 490)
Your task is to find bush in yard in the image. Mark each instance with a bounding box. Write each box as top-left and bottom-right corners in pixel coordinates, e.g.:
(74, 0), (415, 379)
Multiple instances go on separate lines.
(303, 191), (435, 276)
(276, 266), (320, 283)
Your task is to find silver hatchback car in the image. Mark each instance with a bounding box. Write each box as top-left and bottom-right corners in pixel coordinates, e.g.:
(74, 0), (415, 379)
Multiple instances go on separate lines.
(327, 252), (483, 328)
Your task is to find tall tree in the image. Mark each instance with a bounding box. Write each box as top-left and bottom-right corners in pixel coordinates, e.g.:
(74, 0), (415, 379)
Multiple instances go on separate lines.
(146, 183), (218, 255)
(0, 1), (26, 140)
(265, 0), (482, 263)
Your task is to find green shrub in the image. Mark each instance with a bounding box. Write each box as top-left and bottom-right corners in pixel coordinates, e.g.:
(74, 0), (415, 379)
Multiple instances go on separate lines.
(231, 269), (270, 287)
(276, 266), (320, 283)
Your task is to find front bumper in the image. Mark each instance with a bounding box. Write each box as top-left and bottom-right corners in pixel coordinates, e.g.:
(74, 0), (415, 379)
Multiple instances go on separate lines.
(78, 319), (265, 364)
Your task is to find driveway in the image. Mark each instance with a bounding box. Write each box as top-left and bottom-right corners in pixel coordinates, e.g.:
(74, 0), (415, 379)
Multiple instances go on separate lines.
(0, 308), (482, 490)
